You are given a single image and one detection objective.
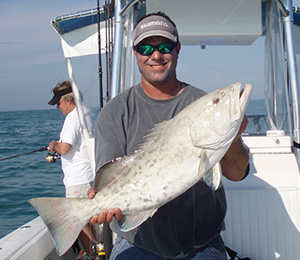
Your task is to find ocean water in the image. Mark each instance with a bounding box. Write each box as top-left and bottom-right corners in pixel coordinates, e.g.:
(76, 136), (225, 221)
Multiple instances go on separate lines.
(0, 109), (66, 238)
(0, 100), (265, 239)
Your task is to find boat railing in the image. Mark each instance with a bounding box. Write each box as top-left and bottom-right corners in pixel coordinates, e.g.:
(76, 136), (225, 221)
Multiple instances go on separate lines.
(244, 114), (268, 136)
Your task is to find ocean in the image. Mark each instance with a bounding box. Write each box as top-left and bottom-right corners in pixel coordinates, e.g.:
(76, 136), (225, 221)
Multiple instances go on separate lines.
(0, 109), (67, 238)
(0, 100), (265, 239)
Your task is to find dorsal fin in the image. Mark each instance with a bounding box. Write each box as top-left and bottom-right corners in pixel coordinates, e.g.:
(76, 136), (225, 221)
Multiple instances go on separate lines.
(93, 120), (169, 192)
(93, 155), (134, 192)
(134, 120), (168, 154)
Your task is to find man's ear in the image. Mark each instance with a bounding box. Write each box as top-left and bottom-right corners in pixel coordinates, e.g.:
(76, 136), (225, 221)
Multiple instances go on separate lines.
(133, 48), (138, 58)
(177, 42), (181, 54)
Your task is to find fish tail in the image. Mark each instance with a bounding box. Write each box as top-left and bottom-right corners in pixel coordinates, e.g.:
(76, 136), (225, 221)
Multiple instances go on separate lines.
(29, 197), (91, 256)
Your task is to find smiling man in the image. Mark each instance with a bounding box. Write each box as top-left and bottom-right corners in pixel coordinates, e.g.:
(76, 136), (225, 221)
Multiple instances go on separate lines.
(90, 12), (249, 260)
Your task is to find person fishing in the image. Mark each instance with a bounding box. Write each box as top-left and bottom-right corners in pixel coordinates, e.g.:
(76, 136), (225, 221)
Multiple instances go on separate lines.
(47, 81), (96, 258)
(88, 12), (250, 259)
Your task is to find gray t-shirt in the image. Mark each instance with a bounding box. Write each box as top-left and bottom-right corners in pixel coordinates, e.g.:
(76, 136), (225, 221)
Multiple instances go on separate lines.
(94, 83), (226, 258)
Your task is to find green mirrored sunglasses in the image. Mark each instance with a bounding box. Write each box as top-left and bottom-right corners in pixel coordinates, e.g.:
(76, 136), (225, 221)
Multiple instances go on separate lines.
(134, 42), (178, 56)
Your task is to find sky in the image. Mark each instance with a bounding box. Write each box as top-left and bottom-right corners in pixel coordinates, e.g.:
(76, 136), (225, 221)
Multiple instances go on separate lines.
(0, 0), (98, 111)
(0, 0), (300, 111)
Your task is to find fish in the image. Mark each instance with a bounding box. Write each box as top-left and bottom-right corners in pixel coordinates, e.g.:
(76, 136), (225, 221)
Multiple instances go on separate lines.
(29, 82), (252, 256)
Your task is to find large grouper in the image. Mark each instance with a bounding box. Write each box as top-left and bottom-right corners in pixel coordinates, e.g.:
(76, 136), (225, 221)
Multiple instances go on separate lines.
(29, 82), (252, 255)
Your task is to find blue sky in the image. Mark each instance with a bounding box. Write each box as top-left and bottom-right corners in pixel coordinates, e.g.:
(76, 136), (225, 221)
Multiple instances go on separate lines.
(0, 0), (299, 111)
(0, 0), (98, 111)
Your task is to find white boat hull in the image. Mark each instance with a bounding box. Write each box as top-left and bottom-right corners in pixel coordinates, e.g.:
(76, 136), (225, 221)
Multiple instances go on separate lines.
(222, 135), (300, 259)
(0, 217), (76, 260)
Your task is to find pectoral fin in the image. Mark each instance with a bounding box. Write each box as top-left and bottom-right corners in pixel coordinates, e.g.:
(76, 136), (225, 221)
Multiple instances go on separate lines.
(198, 149), (208, 174)
(201, 163), (222, 190)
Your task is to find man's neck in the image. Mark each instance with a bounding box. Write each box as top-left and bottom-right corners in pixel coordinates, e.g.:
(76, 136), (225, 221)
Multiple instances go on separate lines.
(141, 79), (183, 100)
(66, 103), (76, 115)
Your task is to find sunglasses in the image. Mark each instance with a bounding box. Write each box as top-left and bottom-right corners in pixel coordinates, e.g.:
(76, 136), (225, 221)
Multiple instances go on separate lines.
(134, 42), (178, 56)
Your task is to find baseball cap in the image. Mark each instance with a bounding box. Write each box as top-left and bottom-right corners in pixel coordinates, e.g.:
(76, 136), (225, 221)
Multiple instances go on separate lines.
(133, 14), (179, 46)
(48, 87), (72, 105)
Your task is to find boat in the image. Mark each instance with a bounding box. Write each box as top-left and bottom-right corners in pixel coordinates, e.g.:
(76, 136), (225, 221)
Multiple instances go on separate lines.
(1, 0), (300, 259)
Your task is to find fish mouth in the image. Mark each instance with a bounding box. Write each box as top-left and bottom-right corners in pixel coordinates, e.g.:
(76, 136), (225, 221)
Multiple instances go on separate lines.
(232, 82), (252, 120)
(239, 83), (253, 114)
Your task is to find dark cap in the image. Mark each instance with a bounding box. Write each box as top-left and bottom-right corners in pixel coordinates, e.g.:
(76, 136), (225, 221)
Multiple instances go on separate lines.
(133, 15), (178, 46)
(48, 87), (72, 105)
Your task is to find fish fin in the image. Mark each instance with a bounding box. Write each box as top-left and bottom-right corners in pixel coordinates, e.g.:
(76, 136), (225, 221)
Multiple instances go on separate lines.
(201, 163), (222, 190)
(29, 197), (90, 256)
(94, 121), (169, 192)
(94, 155), (136, 192)
(135, 121), (168, 153)
(198, 149), (208, 173)
(119, 209), (158, 232)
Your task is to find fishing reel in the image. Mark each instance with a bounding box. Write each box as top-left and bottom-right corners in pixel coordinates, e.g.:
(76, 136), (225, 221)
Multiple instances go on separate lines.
(46, 152), (60, 163)
(93, 241), (106, 260)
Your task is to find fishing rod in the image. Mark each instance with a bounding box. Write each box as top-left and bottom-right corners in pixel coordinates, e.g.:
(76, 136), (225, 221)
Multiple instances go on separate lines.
(0, 147), (60, 163)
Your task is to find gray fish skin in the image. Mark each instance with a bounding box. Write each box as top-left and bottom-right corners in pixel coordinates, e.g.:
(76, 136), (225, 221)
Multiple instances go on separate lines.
(29, 82), (252, 256)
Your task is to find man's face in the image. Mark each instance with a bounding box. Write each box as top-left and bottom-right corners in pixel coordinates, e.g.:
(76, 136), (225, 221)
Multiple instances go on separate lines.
(134, 36), (180, 86)
(57, 97), (72, 115)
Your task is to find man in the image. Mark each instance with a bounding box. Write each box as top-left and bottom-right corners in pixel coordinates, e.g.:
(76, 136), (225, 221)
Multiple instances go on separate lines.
(89, 12), (249, 259)
(48, 81), (96, 257)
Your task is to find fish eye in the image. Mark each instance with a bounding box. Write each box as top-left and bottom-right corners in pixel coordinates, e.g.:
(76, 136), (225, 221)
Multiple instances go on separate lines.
(213, 97), (220, 104)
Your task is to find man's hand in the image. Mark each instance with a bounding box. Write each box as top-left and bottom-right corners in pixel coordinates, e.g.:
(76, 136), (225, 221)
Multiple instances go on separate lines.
(47, 140), (72, 155)
(48, 140), (59, 151)
(220, 115), (250, 181)
(236, 115), (248, 138)
(88, 189), (123, 225)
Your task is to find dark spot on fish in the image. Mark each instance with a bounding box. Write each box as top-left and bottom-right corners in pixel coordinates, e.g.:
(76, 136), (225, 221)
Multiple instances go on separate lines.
(148, 148), (156, 154)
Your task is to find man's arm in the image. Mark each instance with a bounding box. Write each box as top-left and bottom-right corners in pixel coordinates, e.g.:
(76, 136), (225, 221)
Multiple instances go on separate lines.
(89, 106), (126, 225)
(48, 140), (72, 155)
(220, 116), (250, 181)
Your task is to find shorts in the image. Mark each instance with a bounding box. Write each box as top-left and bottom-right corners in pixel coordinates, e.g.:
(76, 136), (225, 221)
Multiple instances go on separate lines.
(110, 235), (227, 260)
(65, 182), (93, 198)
